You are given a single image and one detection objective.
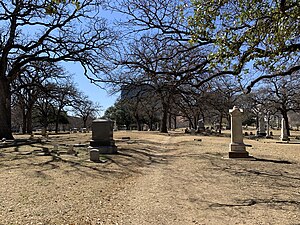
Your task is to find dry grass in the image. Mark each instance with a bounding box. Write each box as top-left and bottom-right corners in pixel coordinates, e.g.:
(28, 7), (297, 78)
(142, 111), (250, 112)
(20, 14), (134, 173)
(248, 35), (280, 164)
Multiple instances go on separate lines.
(0, 130), (300, 224)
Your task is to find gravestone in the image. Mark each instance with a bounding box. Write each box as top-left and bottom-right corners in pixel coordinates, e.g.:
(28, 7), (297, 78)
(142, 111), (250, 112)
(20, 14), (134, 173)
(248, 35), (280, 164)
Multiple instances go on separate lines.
(197, 119), (205, 132)
(280, 118), (289, 141)
(229, 106), (249, 158)
(257, 114), (266, 136)
(88, 119), (117, 154)
(90, 149), (100, 162)
(41, 128), (47, 136)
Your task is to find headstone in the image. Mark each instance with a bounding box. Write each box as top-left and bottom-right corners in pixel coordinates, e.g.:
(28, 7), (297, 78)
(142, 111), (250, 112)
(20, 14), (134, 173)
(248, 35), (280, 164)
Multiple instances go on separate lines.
(53, 144), (58, 151)
(197, 120), (205, 132)
(280, 118), (289, 141)
(88, 119), (117, 154)
(67, 145), (75, 154)
(90, 149), (100, 162)
(257, 114), (266, 136)
(229, 106), (249, 158)
(113, 121), (118, 131)
(190, 128), (196, 135)
(41, 128), (47, 136)
(19, 126), (23, 134)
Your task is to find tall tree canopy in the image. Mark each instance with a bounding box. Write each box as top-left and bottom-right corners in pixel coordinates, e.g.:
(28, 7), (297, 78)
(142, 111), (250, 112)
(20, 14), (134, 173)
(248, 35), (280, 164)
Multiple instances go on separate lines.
(0, 0), (115, 139)
(187, 0), (300, 91)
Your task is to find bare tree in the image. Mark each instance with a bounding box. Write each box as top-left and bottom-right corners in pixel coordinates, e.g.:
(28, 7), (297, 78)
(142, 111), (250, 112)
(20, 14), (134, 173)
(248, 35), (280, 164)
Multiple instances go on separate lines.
(0, 0), (115, 139)
(72, 93), (101, 128)
(12, 62), (65, 134)
(257, 75), (300, 136)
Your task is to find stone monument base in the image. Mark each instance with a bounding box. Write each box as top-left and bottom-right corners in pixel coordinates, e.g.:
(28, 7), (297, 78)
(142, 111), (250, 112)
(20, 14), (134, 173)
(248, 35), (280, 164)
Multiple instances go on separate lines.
(257, 132), (266, 137)
(229, 151), (249, 158)
(88, 145), (117, 154)
(90, 140), (115, 147)
(280, 137), (290, 141)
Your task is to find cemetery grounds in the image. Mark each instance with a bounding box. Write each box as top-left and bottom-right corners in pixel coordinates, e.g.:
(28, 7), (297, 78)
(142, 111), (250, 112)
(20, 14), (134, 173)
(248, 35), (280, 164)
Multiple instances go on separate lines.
(0, 129), (300, 225)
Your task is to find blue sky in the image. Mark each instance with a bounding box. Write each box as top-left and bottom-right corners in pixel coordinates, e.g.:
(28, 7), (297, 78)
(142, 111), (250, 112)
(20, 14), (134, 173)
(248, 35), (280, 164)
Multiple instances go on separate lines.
(62, 8), (123, 116)
(64, 62), (119, 115)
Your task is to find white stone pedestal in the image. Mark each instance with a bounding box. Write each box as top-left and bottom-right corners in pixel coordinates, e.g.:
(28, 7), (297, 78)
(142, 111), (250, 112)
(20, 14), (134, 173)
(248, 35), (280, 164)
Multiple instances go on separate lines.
(280, 118), (289, 141)
(229, 106), (249, 158)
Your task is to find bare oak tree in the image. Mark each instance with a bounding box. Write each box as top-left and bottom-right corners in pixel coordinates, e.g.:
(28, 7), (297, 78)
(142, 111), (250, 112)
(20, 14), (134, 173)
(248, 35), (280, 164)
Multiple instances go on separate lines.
(0, 0), (115, 139)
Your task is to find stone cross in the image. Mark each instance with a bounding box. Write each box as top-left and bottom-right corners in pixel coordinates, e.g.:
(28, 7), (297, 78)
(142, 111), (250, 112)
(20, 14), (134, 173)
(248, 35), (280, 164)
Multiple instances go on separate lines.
(229, 106), (249, 158)
(280, 118), (289, 141)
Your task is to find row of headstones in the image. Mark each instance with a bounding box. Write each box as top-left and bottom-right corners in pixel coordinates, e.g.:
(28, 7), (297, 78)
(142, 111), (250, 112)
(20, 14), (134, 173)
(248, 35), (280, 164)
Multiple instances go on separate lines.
(87, 107), (290, 161)
(229, 106), (291, 158)
(257, 117), (289, 141)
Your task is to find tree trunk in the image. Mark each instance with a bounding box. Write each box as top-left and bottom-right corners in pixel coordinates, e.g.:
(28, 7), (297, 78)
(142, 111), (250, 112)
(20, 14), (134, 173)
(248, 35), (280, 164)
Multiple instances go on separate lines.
(135, 114), (142, 131)
(22, 109), (27, 134)
(0, 78), (14, 139)
(160, 102), (168, 133)
(173, 115), (177, 129)
(168, 113), (172, 130)
(83, 118), (87, 128)
(219, 114), (223, 134)
(55, 109), (61, 134)
(149, 116), (153, 131)
(26, 108), (33, 134)
(282, 111), (290, 136)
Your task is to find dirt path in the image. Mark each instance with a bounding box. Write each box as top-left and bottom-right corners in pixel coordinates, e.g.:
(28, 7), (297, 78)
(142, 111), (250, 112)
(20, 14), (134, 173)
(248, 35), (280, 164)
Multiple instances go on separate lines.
(98, 133), (300, 225)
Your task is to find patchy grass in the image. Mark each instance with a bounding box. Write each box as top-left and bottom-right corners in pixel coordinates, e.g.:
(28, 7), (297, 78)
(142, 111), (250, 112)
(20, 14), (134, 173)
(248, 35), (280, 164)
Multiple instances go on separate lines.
(0, 130), (299, 224)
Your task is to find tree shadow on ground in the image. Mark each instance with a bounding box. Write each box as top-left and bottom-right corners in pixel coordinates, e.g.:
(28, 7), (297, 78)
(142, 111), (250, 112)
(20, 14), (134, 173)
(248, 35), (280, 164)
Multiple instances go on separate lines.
(252, 157), (292, 164)
(209, 198), (300, 208)
(0, 138), (176, 179)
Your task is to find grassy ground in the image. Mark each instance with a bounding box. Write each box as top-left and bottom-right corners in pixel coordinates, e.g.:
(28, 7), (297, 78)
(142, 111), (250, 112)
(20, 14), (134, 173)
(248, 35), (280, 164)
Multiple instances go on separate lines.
(0, 130), (299, 225)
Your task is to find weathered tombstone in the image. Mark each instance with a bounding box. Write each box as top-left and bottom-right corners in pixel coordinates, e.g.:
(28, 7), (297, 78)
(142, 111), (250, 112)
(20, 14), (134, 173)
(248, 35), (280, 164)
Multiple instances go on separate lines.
(215, 124), (220, 132)
(90, 149), (100, 162)
(280, 118), (289, 141)
(113, 121), (118, 131)
(197, 119), (205, 132)
(229, 106), (250, 158)
(67, 145), (75, 154)
(257, 114), (266, 136)
(53, 144), (58, 151)
(41, 128), (47, 136)
(19, 126), (23, 134)
(88, 119), (117, 154)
